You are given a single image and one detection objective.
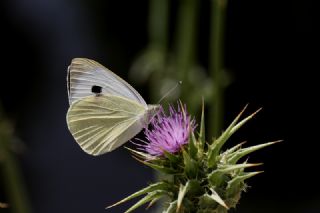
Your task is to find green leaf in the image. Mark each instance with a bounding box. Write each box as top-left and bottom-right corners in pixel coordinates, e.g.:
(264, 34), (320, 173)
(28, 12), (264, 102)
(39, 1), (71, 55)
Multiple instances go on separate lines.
(188, 132), (198, 159)
(229, 108), (262, 135)
(186, 179), (203, 196)
(182, 149), (199, 178)
(221, 141), (246, 156)
(198, 194), (217, 209)
(207, 105), (249, 168)
(132, 156), (179, 174)
(180, 197), (195, 212)
(163, 150), (181, 164)
(218, 163), (262, 172)
(124, 190), (169, 213)
(219, 142), (246, 165)
(226, 171), (263, 197)
(198, 190), (228, 210)
(228, 140), (281, 164)
(106, 182), (171, 209)
(208, 163), (261, 187)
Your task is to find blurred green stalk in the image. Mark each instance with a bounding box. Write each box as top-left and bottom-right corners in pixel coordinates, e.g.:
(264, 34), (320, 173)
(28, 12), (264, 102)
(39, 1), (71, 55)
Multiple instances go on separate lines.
(149, 0), (169, 51)
(209, 0), (228, 137)
(148, 0), (169, 102)
(0, 106), (31, 213)
(175, 0), (199, 82)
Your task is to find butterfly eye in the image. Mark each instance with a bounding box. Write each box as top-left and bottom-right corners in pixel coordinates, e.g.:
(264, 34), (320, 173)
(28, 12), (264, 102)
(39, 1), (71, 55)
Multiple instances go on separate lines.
(91, 85), (102, 95)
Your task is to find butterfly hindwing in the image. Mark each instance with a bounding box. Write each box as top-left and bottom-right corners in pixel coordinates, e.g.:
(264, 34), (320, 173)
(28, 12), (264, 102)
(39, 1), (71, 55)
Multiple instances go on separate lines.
(67, 95), (147, 155)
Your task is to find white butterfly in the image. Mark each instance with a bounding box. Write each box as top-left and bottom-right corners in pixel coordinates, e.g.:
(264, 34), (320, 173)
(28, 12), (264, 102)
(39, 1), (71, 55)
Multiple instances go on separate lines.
(66, 58), (159, 156)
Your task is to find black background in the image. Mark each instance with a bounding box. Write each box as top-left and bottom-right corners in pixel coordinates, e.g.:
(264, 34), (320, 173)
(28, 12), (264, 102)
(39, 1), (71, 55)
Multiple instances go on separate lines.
(1, 0), (318, 212)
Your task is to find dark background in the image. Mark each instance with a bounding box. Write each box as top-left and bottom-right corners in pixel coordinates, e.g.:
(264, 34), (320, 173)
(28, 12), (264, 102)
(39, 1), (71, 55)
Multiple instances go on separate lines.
(1, 0), (318, 212)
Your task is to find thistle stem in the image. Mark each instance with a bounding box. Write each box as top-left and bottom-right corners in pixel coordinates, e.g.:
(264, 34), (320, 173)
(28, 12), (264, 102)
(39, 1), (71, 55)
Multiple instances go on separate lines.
(175, 0), (199, 82)
(148, 0), (169, 51)
(209, 0), (228, 137)
(148, 0), (169, 102)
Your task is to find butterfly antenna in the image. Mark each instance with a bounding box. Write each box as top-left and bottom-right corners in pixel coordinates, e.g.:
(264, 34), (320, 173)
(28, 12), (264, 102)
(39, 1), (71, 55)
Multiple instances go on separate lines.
(157, 81), (182, 104)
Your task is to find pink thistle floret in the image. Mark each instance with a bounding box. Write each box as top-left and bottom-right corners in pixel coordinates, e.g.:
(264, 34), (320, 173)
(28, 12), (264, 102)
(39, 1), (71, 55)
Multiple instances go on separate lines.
(143, 104), (196, 156)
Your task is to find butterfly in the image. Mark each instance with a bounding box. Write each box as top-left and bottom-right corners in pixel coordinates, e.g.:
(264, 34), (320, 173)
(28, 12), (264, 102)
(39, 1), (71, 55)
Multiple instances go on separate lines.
(66, 58), (160, 156)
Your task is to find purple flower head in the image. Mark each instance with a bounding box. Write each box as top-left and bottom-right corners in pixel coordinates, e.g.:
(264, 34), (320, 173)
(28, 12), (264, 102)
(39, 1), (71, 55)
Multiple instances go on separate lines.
(142, 104), (196, 157)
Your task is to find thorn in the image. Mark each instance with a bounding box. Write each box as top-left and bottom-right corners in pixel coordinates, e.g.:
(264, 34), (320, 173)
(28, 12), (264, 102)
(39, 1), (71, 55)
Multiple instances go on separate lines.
(105, 202), (118, 209)
(247, 107), (263, 119)
(249, 163), (264, 167)
(270, 139), (284, 144)
(252, 171), (264, 175)
(131, 155), (147, 164)
(239, 141), (247, 146)
(237, 104), (249, 119)
(260, 140), (283, 147)
(146, 198), (157, 210)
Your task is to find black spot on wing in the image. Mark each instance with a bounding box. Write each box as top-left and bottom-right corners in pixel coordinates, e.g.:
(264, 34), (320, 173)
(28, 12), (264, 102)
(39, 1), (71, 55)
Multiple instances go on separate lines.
(91, 85), (102, 95)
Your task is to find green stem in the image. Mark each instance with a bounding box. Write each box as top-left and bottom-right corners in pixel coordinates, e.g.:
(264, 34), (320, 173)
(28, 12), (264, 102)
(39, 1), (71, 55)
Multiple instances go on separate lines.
(175, 0), (199, 82)
(148, 0), (169, 51)
(209, 0), (227, 138)
(0, 107), (31, 213)
(148, 0), (169, 102)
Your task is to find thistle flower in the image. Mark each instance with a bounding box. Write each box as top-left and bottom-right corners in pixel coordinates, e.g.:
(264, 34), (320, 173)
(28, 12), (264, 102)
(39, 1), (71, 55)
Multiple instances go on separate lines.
(142, 105), (196, 156)
(108, 103), (280, 213)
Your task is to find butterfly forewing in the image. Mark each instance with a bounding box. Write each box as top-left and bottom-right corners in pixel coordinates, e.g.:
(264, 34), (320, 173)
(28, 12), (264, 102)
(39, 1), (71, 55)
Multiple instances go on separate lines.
(67, 95), (147, 155)
(67, 58), (147, 106)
